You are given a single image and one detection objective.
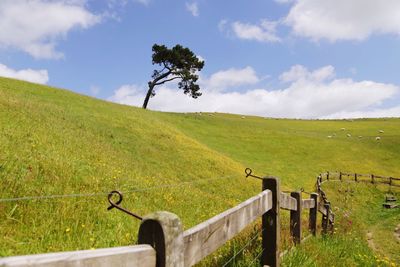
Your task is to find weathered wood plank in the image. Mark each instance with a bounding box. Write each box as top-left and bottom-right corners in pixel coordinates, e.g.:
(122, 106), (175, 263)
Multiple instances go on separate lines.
(301, 199), (315, 209)
(138, 211), (184, 267)
(280, 192), (297, 211)
(0, 245), (155, 267)
(183, 190), (272, 267)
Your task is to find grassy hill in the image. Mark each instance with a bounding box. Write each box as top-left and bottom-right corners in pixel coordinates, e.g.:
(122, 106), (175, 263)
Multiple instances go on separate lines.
(1, 77), (399, 265)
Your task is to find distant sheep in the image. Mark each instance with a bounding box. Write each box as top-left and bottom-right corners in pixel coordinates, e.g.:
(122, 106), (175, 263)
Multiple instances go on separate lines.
(358, 136), (363, 138)
(327, 135), (332, 138)
(347, 133), (352, 137)
(341, 128), (346, 131)
(376, 136), (381, 141)
(241, 116), (246, 119)
(379, 130), (384, 133)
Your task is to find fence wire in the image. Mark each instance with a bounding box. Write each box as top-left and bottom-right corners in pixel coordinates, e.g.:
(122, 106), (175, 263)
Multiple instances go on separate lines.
(221, 228), (263, 267)
(0, 174), (238, 203)
(248, 248), (264, 266)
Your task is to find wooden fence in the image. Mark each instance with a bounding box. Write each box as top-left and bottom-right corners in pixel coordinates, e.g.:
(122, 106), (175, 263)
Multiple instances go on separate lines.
(0, 176), (335, 267)
(322, 171), (400, 188)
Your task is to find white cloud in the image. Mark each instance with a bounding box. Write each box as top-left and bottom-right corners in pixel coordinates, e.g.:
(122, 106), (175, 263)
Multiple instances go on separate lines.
(285, 0), (400, 41)
(0, 63), (49, 84)
(0, 0), (101, 59)
(231, 20), (281, 43)
(108, 65), (400, 119)
(186, 2), (199, 17)
(108, 84), (143, 106)
(279, 65), (335, 83)
(201, 66), (260, 91)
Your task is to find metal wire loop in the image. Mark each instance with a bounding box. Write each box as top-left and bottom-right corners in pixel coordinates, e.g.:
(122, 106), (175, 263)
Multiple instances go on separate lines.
(107, 190), (143, 221)
(244, 168), (263, 180)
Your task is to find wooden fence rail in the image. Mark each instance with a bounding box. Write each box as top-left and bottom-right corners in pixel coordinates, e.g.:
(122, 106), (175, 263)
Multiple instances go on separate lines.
(0, 245), (156, 267)
(0, 175), (335, 267)
(182, 190), (272, 266)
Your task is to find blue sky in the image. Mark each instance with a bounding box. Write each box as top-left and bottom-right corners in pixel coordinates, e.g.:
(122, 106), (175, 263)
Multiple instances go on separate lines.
(1, 0), (400, 118)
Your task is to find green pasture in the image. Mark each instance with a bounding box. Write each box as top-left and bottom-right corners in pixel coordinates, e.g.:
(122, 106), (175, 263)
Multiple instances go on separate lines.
(0, 77), (399, 265)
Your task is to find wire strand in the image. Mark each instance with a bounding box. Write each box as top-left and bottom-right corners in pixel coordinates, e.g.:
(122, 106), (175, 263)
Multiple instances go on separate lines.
(248, 248), (264, 266)
(221, 228), (263, 267)
(0, 174), (238, 203)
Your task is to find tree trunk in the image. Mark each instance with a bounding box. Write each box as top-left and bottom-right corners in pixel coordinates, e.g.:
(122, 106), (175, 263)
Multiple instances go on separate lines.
(142, 84), (154, 109)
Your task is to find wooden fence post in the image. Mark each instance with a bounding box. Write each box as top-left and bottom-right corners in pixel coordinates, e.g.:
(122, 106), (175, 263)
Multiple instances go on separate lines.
(339, 172), (342, 181)
(321, 202), (331, 235)
(371, 174), (374, 184)
(309, 193), (318, 236)
(262, 177), (280, 267)
(354, 173), (357, 182)
(290, 191), (302, 244)
(327, 171), (329, 181)
(138, 211), (184, 267)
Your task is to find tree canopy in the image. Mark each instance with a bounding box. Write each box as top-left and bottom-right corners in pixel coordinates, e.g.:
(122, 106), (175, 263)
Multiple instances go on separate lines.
(142, 44), (205, 109)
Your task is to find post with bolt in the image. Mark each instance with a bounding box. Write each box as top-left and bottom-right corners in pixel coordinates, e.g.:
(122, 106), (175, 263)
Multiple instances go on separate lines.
(262, 176), (280, 267)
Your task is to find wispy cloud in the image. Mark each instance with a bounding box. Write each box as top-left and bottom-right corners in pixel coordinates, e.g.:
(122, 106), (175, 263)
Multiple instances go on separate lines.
(186, 2), (199, 17)
(221, 19), (281, 43)
(200, 66), (260, 91)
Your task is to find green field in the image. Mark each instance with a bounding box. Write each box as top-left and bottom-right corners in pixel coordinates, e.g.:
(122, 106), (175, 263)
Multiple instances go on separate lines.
(1, 77), (399, 265)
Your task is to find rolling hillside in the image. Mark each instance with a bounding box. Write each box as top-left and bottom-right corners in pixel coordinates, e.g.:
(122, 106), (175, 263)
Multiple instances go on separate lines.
(0, 77), (399, 265)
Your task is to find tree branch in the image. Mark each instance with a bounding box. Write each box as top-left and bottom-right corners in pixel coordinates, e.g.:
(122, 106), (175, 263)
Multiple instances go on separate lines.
(151, 70), (171, 85)
(154, 76), (181, 86)
(163, 62), (172, 72)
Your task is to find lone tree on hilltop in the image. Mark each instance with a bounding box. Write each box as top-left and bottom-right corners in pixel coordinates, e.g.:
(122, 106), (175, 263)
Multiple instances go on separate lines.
(142, 44), (204, 109)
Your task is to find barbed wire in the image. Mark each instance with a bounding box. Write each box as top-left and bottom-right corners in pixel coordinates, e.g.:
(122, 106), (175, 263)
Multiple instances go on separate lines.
(0, 174), (239, 203)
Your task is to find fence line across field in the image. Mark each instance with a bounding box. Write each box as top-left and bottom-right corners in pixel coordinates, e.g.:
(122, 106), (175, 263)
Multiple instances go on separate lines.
(1, 173), (329, 267)
(322, 171), (400, 188)
(2, 170), (396, 266)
